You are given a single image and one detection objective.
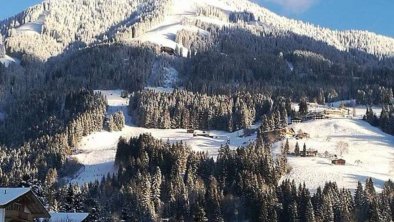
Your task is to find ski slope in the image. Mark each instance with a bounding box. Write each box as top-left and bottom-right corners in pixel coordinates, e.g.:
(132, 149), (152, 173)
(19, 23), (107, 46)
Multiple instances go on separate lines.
(15, 13), (46, 35)
(274, 119), (394, 192)
(70, 90), (257, 184)
(136, 0), (232, 56)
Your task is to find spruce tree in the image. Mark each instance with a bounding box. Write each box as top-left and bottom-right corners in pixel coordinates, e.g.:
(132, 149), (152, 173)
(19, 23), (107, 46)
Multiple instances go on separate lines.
(295, 142), (300, 156)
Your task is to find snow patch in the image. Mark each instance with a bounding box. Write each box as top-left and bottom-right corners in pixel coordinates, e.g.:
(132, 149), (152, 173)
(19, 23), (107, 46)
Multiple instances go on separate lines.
(15, 13), (46, 35)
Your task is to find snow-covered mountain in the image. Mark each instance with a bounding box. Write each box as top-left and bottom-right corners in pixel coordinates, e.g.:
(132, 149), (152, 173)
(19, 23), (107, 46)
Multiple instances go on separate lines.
(1, 0), (394, 61)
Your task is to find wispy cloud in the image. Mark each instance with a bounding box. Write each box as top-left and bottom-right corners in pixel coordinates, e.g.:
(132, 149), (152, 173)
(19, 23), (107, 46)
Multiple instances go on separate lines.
(263, 0), (319, 13)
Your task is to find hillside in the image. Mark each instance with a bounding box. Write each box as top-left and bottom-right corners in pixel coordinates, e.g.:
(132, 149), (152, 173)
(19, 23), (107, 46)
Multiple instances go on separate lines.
(1, 0), (394, 61)
(0, 0), (393, 221)
(274, 118), (394, 192)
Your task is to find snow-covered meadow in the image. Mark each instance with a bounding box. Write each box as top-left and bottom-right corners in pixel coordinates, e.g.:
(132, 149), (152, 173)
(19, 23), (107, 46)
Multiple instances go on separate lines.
(274, 119), (394, 192)
(70, 90), (257, 184)
(70, 90), (393, 191)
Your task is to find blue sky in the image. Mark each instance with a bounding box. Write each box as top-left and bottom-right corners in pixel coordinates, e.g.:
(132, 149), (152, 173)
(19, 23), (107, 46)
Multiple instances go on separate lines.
(0, 0), (42, 19)
(0, 0), (393, 37)
(257, 0), (394, 37)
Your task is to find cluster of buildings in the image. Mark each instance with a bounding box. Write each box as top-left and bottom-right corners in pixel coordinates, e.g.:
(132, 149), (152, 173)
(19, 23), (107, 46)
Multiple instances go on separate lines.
(290, 106), (352, 124)
(0, 187), (88, 222)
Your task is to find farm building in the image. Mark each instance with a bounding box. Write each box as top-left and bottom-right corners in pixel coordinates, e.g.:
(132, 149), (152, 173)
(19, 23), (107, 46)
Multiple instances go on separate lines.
(332, 159), (346, 165)
(187, 129), (195, 134)
(324, 108), (351, 117)
(305, 149), (318, 157)
(303, 112), (327, 121)
(193, 131), (211, 138)
(295, 130), (310, 139)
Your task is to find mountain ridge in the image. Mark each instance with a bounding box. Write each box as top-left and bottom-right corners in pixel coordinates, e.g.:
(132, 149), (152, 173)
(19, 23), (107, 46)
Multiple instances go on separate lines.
(1, 0), (394, 61)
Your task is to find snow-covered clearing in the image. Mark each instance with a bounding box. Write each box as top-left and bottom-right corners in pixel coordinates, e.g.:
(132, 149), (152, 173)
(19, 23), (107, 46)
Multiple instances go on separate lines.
(136, 0), (233, 56)
(70, 90), (393, 190)
(274, 119), (394, 192)
(70, 90), (257, 184)
(15, 13), (46, 35)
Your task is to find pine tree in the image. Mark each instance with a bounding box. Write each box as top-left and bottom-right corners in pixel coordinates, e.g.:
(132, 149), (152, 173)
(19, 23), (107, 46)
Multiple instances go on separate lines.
(284, 139), (290, 155)
(355, 181), (368, 221)
(305, 199), (316, 222)
(151, 167), (162, 215)
(365, 178), (376, 199)
(299, 99), (308, 115)
(322, 194), (334, 222)
(294, 142), (300, 156)
(368, 199), (382, 222)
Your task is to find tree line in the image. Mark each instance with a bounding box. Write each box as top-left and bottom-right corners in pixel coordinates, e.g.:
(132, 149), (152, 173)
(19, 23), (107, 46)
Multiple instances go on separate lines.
(128, 89), (280, 132)
(54, 133), (394, 221)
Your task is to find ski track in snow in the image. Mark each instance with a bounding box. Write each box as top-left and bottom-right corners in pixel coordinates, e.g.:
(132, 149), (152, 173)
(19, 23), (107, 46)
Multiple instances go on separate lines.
(136, 0), (232, 57)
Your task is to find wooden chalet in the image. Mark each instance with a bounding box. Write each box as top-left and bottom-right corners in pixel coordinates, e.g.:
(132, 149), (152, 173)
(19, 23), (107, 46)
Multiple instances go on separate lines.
(332, 159), (346, 165)
(305, 149), (318, 157)
(295, 130), (310, 139)
(0, 187), (50, 222)
(0, 188), (89, 222)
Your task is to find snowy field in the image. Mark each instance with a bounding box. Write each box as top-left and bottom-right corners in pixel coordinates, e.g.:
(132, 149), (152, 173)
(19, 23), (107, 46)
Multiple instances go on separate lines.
(274, 119), (394, 192)
(70, 90), (393, 190)
(70, 90), (257, 184)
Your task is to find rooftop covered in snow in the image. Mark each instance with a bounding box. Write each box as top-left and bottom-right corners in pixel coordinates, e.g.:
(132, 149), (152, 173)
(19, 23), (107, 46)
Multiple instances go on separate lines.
(0, 187), (50, 219)
(49, 212), (89, 222)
